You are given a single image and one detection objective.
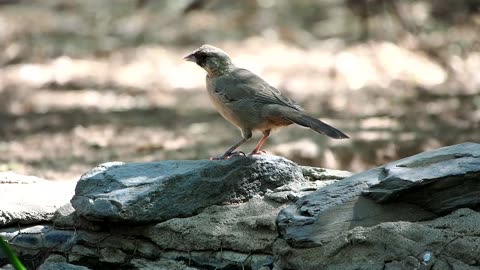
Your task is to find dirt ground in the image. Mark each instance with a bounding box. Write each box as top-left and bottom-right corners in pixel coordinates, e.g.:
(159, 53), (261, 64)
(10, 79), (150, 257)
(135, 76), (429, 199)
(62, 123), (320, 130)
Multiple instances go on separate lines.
(0, 1), (479, 180)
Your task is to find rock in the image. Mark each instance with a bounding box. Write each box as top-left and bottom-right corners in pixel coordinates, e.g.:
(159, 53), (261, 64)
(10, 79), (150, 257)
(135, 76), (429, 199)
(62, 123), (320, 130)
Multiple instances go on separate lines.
(52, 203), (102, 231)
(265, 179), (338, 203)
(300, 166), (353, 181)
(3, 145), (480, 270)
(147, 197), (281, 253)
(2, 155), (351, 270)
(0, 225), (163, 268)
(0, 172), (76, 227)
(366, 143), (480, 213)
(68, 230), (162, 261)
(130, 258), (198, 270)
(146, 164), (350, 254)
(38, 261), (91, 270)
(38, 255), (91, 270)
(99, 247), (127, 264)
(278, 142), (480, 247)
(160, 250), (273, 270)
(71, 156), (304, 223)
(274, 208), (480, 270)
(265, 166), (350, 203)
(279, 195), (437, 247)
(0, 225), (76, 256)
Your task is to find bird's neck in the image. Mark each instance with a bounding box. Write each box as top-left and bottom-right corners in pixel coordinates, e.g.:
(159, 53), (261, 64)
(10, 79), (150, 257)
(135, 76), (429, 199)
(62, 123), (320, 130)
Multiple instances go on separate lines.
(205, 60), (235, 77)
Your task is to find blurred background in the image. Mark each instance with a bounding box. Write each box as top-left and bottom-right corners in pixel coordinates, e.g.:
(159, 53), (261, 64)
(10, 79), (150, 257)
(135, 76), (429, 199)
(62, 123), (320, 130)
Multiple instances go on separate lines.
(0, 0), (479, 180)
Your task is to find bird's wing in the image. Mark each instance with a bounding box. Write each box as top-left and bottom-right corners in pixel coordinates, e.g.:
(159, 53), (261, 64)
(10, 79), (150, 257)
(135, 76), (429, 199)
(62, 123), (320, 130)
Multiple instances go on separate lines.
(215, 68), (302, 111)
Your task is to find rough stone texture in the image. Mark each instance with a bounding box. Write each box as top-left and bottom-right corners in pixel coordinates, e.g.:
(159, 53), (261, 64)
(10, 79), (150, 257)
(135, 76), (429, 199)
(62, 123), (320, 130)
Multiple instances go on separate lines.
(0, 172), (76, 227)
(300, 166), (353, 181)
(52, 203), (102, 231)
(160, 250), (273, 270)
(278, 142), (480, 247)
(273, 208), (480, 270)
(71, 156), (304, 223)
(147, 197), (281, 253)
(38, 262), (91, 270)
(265, 179), (339, 203)
(130, 258), (198, 270)
(145, 165), (350, 254)
(38, 255), (92, 270)
(1, 155), (350, 270)
(3, 144), (479, 270)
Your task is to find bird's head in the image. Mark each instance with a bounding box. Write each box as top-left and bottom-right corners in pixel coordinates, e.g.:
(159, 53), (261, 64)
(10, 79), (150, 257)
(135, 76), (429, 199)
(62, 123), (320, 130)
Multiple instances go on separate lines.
(184, 45), (235, 77)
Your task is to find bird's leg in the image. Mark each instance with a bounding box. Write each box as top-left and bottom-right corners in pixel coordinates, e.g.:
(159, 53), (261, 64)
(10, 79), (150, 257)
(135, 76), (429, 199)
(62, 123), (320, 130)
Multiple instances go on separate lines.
(210, 138), (248, 160)
(249, 129), (271, 156)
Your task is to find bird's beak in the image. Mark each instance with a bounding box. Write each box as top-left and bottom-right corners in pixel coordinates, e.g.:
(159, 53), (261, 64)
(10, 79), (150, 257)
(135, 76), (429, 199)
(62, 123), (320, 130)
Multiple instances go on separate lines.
(183, 53), (196, 62)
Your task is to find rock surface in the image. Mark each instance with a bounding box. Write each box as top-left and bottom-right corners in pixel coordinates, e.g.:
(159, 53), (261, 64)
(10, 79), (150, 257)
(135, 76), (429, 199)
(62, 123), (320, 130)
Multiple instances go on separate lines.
(0, 225), (76, 254)
(71, 156), (304, 223)
(130, 258), (198, 270)
(147, 197), (280, 253)
(366, 143), (480, 212)
(1, 144), (480, 270)
(2, 155), (346, 270)
(277, 142), (480, 247)
(38, 255), (92, 270)
(274, 208), (480, 270)
(0, 172), (76, 227)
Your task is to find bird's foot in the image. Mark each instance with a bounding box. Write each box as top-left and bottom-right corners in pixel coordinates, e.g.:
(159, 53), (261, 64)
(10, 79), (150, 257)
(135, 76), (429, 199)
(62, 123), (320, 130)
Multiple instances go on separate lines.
(209, 151), (246, 160)
(248, 150), (267, 156)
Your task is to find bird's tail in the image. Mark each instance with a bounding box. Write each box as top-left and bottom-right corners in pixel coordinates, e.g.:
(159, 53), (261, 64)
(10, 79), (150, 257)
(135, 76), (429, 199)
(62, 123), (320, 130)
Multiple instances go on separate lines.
(283, 113), (349, 139)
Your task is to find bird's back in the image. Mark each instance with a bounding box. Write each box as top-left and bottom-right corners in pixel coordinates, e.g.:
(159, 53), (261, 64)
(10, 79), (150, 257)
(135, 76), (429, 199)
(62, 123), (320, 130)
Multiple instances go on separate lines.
(206, 68), (305, 131)
(213, 68), (303, 111)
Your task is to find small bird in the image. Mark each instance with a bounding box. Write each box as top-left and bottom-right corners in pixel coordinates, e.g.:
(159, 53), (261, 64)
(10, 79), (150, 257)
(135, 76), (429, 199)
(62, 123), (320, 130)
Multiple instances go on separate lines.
(184, 45), (348, 160)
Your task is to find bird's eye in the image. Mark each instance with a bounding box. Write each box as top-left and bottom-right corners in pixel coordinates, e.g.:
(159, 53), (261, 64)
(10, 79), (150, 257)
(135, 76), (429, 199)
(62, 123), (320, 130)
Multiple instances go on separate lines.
(195, 52), (208, 67)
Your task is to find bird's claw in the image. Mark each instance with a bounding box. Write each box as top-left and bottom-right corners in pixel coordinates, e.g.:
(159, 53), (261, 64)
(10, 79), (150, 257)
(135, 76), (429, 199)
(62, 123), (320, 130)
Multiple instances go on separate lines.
(209, 151), (246, 160)
(231, 151), (246, 157)
(248, 150), (267, 156)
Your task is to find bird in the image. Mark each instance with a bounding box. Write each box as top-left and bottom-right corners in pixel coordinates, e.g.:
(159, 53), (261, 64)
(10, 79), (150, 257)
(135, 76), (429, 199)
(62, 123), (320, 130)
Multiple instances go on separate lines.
(184, 44), (349, 160)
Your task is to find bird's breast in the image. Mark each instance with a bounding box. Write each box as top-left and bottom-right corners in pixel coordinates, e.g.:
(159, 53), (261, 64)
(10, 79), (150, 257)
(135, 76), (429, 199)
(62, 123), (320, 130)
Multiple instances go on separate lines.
(205, 77), (293, 131)
(206, 81), (244, 128)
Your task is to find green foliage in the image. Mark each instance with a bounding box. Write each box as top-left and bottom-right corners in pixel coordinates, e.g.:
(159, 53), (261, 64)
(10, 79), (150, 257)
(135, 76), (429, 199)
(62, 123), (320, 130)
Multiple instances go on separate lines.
(0, 235), (26, 270)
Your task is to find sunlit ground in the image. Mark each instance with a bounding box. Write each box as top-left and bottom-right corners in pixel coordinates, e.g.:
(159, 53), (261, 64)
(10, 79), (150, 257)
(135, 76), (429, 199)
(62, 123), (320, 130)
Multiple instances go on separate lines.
(0, 1), (479, 180)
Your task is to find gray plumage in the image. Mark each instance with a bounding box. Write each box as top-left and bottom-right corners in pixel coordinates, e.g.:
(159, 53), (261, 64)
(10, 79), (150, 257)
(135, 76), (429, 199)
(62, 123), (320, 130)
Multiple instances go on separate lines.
(184, 44), (348, 159)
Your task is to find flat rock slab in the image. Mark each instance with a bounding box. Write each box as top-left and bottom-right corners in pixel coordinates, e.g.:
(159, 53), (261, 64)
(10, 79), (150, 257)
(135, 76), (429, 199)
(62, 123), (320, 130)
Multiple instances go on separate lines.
(366, 143), (480, 212)
(0, 172), (76, 227)
(278, 142), (480, 247)
(0, 225), (77, 259)
(71, 155), (304, 223)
